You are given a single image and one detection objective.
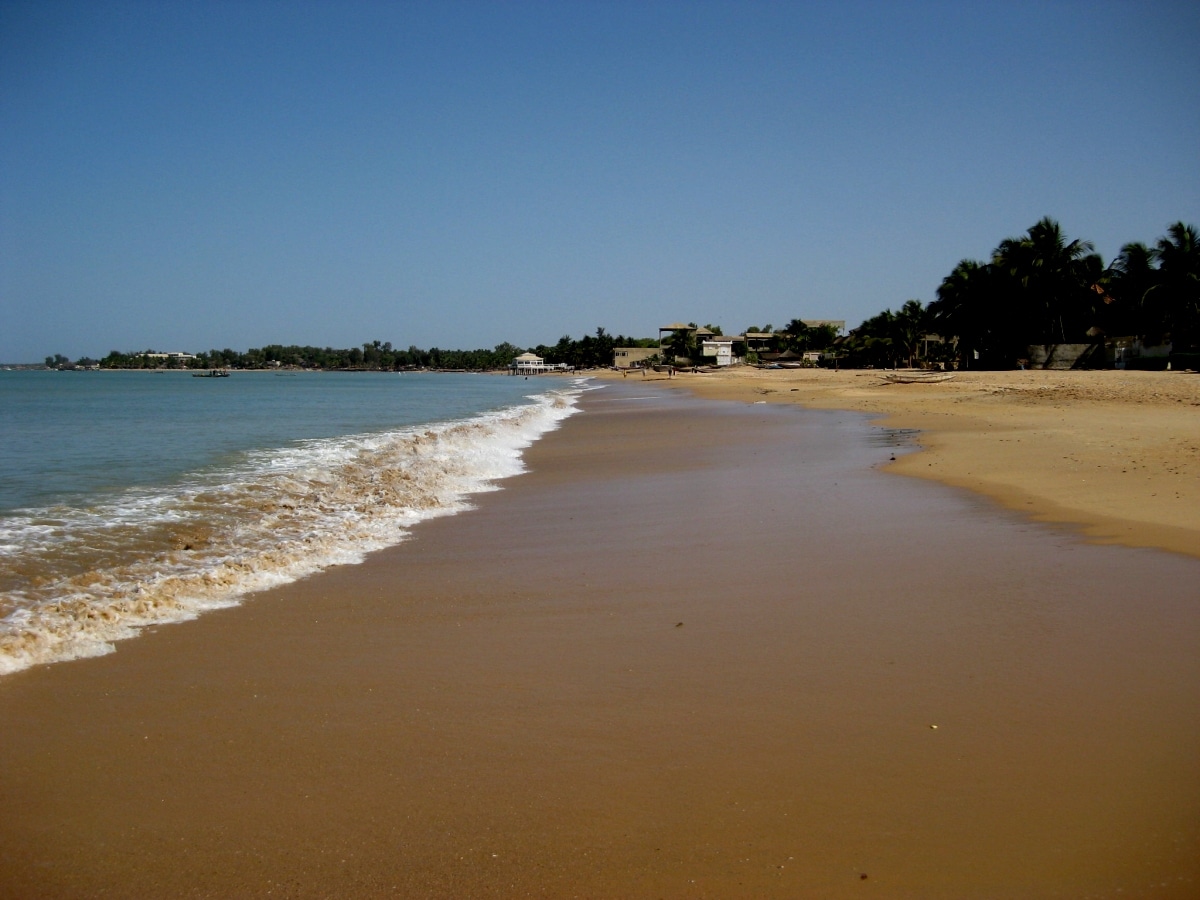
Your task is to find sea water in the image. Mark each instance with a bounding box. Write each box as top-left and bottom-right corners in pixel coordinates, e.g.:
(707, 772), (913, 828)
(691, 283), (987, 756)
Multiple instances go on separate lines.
(0, 370), (585, 675)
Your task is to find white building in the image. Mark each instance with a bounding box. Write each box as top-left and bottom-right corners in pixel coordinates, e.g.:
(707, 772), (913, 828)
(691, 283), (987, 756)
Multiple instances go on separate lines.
(701, 337), (736, 366)
(511, 353), (546, 374)
(510, 353), (571, 375)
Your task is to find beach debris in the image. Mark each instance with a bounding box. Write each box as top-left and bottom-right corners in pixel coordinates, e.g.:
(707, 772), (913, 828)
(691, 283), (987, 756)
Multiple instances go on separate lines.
(929, 724), (939, 729)
(675, 622), (684, 627)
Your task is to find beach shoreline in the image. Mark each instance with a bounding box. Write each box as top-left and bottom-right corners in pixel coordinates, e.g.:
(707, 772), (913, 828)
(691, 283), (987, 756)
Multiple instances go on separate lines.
(600, 366), (1200, 559)
(1, 382), (1197, 898)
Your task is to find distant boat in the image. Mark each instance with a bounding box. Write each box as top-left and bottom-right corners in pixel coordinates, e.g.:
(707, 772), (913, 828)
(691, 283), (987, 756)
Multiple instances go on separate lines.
(192, 369), (231, 378)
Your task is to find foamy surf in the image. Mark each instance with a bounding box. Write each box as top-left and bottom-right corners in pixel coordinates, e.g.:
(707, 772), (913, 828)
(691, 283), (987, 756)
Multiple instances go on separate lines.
(0, 385), (584, 675)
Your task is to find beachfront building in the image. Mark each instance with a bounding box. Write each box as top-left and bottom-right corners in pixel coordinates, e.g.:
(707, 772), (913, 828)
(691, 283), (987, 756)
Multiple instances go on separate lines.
(659, 323), (693, 350)
(659, 324), (747, 367)
(511, 352), (548, 374)
(744, 332), (775, 354)
(509, 353), (572, 375)
(759, 348), (803, 366)
(612, 347), (659, 369)
(802, 319), (846, 334)
(700, 336), (737, 366)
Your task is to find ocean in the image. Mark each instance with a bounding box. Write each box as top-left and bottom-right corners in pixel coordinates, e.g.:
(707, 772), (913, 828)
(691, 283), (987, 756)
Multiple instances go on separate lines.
(0, 370), (586, 676)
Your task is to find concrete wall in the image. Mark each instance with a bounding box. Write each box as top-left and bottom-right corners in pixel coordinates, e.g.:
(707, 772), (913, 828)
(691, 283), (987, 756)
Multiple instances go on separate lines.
(1026, 343), (1105, 370)
(613, 348), (659, 369)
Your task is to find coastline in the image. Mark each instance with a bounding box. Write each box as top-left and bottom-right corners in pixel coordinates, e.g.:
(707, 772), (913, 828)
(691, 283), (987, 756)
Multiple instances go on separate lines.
(1, 384), (1197, 897)
(601, 366), (1200, 559)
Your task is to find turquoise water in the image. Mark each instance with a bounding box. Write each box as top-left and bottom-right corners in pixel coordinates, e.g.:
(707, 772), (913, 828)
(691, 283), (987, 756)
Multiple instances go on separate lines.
(1, 370), (561, 511)
(0, 370), (585, 674)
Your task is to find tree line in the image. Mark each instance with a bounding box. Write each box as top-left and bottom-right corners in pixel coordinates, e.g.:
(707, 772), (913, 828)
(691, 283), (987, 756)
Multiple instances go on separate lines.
(91, 341), (531, 371)
(840, 218), (1199, 369)
(54, 331), (659, 372)
(45, 218), (1198, 373)
(528, 328), (658, 369)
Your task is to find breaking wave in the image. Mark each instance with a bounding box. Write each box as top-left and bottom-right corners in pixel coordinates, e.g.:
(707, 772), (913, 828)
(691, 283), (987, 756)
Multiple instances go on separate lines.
(0, 386), (582, 675)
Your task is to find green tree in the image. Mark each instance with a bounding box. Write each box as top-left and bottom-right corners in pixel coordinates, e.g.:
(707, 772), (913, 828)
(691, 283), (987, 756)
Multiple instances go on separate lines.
(929, 258), (1025, 367)
(781, 319), (811, 352)
(893, 300), (928, 367)
(1146, 222), (1200, 349)
(1104, 241), (1159, 338)
(807, 323), (838, 351)
(992, 217), (1101, 345)
(591, 327), (615, 367)
(663, 327), (696, 363)
(492, 342), (523, 368)
(837, 312), (887, 367)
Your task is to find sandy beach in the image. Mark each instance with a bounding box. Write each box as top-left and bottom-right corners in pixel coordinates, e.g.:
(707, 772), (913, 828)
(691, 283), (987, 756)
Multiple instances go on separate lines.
(614, 366), (1200, 560)
(1, 376), (1198, 898)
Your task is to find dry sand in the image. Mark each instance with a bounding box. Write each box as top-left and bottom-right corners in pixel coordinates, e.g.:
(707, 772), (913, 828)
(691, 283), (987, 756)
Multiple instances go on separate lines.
(612, 366), (1200, 559)
(1, 379), (1197, 899)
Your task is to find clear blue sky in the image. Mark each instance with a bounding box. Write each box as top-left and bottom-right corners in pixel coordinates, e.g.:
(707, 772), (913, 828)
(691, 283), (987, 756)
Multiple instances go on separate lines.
(2, 0), (1197, 362)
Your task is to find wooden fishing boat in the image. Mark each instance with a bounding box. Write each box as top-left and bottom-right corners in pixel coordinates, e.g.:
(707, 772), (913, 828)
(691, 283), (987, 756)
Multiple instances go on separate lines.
(878, 371), (955, 384)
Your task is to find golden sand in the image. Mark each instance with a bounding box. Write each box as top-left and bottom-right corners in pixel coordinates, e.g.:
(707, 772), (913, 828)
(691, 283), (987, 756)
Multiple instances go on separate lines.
(608, 367), (1200, 558)
(1, 380), (1197, 898)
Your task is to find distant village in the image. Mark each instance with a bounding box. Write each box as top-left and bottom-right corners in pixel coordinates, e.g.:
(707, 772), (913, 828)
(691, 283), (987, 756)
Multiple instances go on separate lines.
(37, 323), (848, 374)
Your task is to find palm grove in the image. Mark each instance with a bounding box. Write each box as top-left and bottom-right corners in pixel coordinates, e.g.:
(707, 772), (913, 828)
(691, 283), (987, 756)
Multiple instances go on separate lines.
(53, 218), (1198, 372)
(843, 218), (1199, 370)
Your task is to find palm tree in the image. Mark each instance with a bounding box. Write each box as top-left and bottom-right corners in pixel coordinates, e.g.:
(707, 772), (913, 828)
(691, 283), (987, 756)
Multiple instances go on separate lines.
(591, 326), (616, 367)
(1105, 242), (1160, 339)
(928, 258), (1013, 367)
(807, 323), (839, 351)
(1146, 222), (1200, 349)
(781, 318), (812, 352)
(992, 217), (1101, 345)
(844, 310), (898, 367)
(663, 327), (696, 363)
(893, 300), (927, 367)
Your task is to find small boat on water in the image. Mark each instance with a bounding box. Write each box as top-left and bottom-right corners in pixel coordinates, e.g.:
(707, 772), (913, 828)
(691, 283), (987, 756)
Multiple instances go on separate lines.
(192, 369), (231, 378)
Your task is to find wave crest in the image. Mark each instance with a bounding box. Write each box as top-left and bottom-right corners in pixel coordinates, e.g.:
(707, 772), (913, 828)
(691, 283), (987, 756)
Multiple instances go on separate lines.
(0, 387), (580, 675)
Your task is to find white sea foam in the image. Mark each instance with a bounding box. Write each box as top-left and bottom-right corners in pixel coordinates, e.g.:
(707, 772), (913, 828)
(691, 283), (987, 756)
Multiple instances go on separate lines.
(0, 385), (584, 675)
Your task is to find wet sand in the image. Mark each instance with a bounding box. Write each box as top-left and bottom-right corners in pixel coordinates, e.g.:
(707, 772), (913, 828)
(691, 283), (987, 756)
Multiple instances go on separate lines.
(619, 366), (1200, 559)
(1, 385), (1198, 898)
